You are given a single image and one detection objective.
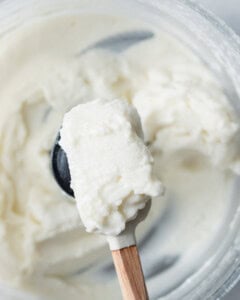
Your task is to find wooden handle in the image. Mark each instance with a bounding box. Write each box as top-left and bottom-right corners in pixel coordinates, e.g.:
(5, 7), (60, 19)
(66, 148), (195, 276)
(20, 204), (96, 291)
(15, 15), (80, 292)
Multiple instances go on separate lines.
(111, 245), (149, 300)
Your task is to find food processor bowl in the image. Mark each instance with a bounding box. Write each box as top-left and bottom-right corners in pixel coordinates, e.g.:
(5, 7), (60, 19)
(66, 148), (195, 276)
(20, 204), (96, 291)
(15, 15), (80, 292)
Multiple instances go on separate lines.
(1, 0), (240, 299)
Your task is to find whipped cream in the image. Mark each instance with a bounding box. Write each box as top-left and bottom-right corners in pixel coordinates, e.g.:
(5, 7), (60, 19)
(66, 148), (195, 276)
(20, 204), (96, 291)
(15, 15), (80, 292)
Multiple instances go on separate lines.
(60, 99), (163, 236)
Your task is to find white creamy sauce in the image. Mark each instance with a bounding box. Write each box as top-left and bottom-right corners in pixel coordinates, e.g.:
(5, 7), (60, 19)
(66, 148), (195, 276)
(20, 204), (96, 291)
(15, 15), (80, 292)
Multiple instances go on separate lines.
(0, 13), (238, 300)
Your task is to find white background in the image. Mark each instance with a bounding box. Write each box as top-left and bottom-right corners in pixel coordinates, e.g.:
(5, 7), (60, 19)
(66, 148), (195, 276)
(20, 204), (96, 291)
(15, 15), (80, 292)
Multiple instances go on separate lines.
(198, 1), (240, 299)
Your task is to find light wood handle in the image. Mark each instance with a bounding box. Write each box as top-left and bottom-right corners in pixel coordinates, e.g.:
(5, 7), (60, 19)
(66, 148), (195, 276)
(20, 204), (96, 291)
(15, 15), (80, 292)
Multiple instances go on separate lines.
(111, 245), (149, 300)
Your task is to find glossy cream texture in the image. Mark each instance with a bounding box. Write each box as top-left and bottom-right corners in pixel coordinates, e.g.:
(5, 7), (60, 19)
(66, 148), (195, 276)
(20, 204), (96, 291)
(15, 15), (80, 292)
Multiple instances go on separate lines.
(0, 13), (238, 300)
(60, 99), (162, 236)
